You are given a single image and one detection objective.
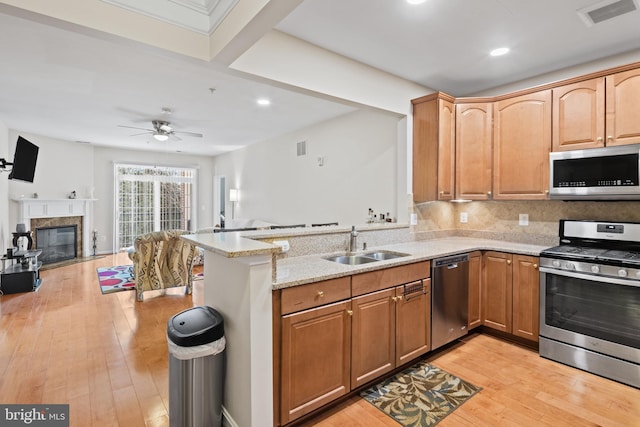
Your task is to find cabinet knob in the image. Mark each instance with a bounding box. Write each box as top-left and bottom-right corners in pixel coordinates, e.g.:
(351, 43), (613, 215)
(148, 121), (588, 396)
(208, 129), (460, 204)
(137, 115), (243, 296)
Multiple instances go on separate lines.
(533, 264), (538, 269)
(545, 190), (549, 195)
(346, 310), (353, 316)
(487, 191), (492, 197)
(317, 291), (325, 298)
(597, 137), (603, 142)
(397, 295), (404, 301)
(392, 296), (398, 302)
(607, 136), (613, 142)
(507, 259), (512, 265)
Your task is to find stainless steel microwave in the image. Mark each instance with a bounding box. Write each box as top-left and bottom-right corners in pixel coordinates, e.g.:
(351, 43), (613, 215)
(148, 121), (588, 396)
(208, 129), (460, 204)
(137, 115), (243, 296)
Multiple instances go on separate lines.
(549, 144), (640, 200)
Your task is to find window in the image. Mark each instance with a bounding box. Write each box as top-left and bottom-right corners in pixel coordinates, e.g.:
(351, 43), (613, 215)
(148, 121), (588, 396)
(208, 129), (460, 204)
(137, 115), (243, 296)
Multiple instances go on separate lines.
(115, 164), (196, 249)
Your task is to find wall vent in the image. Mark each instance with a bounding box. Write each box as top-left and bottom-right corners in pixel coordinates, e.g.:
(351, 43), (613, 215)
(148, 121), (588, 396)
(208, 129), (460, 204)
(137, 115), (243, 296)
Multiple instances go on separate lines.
(296, 140), (307, 156)
(578, 0), (638, 26)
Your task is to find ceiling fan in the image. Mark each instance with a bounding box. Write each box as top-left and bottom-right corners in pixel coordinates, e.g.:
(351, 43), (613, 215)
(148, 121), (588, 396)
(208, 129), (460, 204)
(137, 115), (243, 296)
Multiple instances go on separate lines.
(118, 120), (203, 141)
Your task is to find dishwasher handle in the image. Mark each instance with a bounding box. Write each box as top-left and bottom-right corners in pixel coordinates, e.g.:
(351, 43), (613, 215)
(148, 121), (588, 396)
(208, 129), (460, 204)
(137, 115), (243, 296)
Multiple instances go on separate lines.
(433, 253), (469, 268)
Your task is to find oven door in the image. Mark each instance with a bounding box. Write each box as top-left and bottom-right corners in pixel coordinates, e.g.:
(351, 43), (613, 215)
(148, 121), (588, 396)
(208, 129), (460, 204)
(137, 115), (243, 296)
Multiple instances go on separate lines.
(539, 267), (640, 364)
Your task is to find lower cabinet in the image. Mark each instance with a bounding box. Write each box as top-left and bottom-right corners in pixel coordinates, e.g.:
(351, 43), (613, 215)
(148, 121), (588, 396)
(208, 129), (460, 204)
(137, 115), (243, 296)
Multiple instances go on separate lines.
(481, 251), (539, 341)
(467, 251), (482, 330)
(278, 265), (431, 425)
(280, 300), (352, 425)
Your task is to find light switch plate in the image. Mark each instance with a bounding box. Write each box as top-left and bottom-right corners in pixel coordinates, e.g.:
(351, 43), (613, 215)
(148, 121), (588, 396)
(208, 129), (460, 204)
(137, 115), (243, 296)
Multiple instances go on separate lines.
(460, 212), (468, 223)
(519, 214), (529, 226)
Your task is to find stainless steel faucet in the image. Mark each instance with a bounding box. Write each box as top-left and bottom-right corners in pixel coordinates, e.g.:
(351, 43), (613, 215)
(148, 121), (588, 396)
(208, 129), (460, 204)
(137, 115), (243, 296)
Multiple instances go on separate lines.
(349, 226), (358, 252)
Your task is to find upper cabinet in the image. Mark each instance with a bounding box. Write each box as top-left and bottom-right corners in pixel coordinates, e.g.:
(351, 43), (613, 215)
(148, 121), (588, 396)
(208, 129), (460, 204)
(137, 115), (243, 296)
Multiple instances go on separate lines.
(455, 102), (493, 200)
(552, 77), (605, 151)
(553, 68), (640, 151)
(412, 93), (455, 202)
(493, 90), (551, 200)
(606, 68), (640, 147)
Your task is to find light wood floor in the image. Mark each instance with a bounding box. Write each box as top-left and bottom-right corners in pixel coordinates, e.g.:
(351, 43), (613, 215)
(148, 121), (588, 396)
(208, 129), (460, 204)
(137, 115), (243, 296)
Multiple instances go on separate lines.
(1, 254), (639, 426)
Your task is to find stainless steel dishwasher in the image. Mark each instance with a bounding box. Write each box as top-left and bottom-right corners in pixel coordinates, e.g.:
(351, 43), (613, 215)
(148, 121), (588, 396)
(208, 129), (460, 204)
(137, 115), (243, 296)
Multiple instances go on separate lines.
(431, 253), (469, 350)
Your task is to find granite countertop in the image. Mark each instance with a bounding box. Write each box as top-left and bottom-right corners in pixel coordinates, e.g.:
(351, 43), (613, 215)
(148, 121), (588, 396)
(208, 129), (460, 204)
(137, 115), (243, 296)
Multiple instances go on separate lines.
(182, 232), (280, 257)
(273, 237), (549, 290)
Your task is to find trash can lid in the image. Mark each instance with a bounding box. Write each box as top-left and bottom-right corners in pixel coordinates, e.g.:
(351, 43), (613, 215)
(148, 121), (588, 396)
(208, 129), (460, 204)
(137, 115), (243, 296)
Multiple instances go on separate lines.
(167, 306), (224, 347)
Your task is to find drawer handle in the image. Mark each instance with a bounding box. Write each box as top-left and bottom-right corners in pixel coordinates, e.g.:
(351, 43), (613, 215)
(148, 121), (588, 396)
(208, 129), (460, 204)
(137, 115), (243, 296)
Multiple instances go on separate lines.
(317, 291), (325, 298)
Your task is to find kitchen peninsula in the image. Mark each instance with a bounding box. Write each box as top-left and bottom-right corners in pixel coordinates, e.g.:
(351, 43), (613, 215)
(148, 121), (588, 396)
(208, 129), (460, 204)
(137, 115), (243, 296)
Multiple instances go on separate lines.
(183, 225), (550, 427)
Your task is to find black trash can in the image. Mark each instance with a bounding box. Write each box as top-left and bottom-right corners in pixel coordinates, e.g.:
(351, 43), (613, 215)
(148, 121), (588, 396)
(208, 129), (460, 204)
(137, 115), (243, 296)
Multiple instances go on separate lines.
(167, 306), (226, 427)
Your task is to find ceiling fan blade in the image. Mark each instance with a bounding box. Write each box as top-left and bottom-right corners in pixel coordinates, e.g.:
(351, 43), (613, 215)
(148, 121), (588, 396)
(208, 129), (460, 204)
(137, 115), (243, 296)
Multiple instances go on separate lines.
(118, 125), (154, 132)
(169, 133), (182, 141)
(130, 131), (154, 136)
(174, 130), (203, 138)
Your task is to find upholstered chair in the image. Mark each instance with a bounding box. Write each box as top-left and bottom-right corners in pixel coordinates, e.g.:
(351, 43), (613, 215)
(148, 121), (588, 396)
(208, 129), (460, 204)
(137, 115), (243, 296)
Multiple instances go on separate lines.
(129, 230), (197, 301)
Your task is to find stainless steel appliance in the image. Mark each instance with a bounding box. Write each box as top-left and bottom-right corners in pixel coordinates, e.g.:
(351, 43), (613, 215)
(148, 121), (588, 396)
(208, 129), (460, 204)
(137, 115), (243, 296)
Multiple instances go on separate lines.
(549, 144), (640, 200)
(539, 219), (640, 388)
(431, 253), (469, 350)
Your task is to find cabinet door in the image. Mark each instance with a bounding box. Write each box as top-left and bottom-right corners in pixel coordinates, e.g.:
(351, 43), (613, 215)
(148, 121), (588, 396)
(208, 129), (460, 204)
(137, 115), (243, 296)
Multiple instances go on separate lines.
(412, 94), (455, 202)
(512, 255), (540, 342)
(467, 251), (482, 330)
(437, 99), (456, 201)
(606, 68), (640, 146)
(493, 90), (551, 200)
(456, 103), (493, 200)
(351, 288), (395, 388)
(395, 280), (431, 366)
(552, 77), (605, 151)
(482, 252), (512, 333)
(280, 300), (351, 424)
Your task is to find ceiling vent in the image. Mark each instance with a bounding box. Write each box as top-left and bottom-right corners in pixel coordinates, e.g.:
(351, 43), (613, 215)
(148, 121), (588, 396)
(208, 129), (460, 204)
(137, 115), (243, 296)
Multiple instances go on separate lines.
(578, 0), (638, 26)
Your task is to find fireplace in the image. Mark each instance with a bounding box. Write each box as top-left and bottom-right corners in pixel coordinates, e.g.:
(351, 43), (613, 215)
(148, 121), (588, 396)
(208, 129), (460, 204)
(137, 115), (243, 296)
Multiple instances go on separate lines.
(36, 225), (78, 264)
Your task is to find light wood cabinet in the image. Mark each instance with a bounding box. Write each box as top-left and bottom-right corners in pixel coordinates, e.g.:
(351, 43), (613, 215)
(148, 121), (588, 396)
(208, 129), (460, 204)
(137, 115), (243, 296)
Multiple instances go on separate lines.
(482, 251), (512, 333)
(493, 90), (551, 200)
(605, 68), (640, 147)
(467, 251), (482, 330)
(351, 288), (395, 388)
(395, 279), (431, 366)
(552, 77), (605, 151)
(412, 93), (455, 202)
(455, 102), (493, 200)
(512, 255), (540, 341)
(481, 251), (539, 341)
(280, 300), (352, 424)
(552, 68), (640, 151)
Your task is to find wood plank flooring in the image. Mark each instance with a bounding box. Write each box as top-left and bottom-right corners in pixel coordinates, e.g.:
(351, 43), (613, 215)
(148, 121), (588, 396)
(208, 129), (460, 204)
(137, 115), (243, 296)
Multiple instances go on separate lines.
(1, 253), (639, 426)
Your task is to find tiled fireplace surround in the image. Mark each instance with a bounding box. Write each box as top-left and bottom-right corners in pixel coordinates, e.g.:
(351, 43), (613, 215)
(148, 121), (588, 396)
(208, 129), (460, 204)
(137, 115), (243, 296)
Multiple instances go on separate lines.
(13, 198), (95, 258)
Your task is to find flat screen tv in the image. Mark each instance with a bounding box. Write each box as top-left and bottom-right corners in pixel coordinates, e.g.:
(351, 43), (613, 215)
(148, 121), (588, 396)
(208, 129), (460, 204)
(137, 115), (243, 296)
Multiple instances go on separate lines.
(8, 136), (39, 183)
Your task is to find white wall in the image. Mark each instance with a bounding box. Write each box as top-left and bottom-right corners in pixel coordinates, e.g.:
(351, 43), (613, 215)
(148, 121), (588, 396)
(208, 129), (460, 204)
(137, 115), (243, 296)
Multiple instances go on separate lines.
(213, 109), (402, 226)
(0, 119), (9, 255)
(5, 130), (215, 254)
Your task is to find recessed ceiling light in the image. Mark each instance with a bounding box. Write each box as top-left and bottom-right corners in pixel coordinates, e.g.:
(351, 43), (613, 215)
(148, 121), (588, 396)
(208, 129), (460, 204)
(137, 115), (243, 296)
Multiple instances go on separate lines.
(406, 0), (427, 4)
(490, 47), (510, 57)
(257, 98), (271, 106)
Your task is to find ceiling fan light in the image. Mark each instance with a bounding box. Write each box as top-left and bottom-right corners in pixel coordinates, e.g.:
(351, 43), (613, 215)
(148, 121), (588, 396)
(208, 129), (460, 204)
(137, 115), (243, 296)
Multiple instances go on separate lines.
(153, 133), (169, 141)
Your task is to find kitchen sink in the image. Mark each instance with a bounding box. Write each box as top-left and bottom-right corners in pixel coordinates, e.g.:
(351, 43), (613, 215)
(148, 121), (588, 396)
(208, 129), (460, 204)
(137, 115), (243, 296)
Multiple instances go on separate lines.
(323, 250), (410, 265)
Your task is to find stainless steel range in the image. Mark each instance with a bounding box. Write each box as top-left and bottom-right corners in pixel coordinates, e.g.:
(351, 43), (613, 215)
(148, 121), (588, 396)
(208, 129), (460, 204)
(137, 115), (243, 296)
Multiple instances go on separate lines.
(539, 219), (640, 388)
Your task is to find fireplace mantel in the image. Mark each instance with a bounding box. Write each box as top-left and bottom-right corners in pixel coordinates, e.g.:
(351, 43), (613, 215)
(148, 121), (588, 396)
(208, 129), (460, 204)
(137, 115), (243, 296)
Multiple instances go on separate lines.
(12, 198), (97, 257)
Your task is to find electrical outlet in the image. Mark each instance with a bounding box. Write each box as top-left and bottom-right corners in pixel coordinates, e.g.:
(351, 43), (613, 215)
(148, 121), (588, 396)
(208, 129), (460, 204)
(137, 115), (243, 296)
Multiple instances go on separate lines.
(519, 213), (529, 226)
(460, 212), (468, 223)
(410, 213), (418, 225)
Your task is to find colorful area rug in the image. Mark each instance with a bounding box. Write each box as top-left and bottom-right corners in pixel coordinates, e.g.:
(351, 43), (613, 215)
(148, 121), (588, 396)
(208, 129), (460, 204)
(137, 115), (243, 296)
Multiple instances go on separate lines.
(360, 360), (482, 426)
(97, 265), (204, 294)
(97, 265), (135, 294)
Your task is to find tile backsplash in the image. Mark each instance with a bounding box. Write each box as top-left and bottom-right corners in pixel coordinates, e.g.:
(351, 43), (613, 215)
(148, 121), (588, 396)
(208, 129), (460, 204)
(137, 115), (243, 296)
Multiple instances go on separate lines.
(414, 200), (640, 243)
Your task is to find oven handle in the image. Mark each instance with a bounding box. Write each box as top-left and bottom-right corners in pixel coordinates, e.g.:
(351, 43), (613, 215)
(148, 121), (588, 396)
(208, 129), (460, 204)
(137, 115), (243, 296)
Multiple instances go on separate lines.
(539, 266), (640, 288)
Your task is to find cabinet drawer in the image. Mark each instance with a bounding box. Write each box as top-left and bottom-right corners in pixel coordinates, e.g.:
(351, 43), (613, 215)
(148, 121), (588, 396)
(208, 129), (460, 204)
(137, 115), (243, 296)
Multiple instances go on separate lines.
(352, 260), (430, 296)
(281, 277), (351, 315)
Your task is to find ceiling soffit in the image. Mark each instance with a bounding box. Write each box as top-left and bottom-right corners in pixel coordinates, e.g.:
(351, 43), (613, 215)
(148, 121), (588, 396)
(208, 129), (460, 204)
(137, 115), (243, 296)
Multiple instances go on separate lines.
(100, 0), (239, 34)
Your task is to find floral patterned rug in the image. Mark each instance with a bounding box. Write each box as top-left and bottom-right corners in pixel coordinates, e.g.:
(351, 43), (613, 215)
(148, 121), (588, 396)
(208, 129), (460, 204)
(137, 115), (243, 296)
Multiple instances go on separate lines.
(360, 360), (481, 426)
(97, 265), (204, 294)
